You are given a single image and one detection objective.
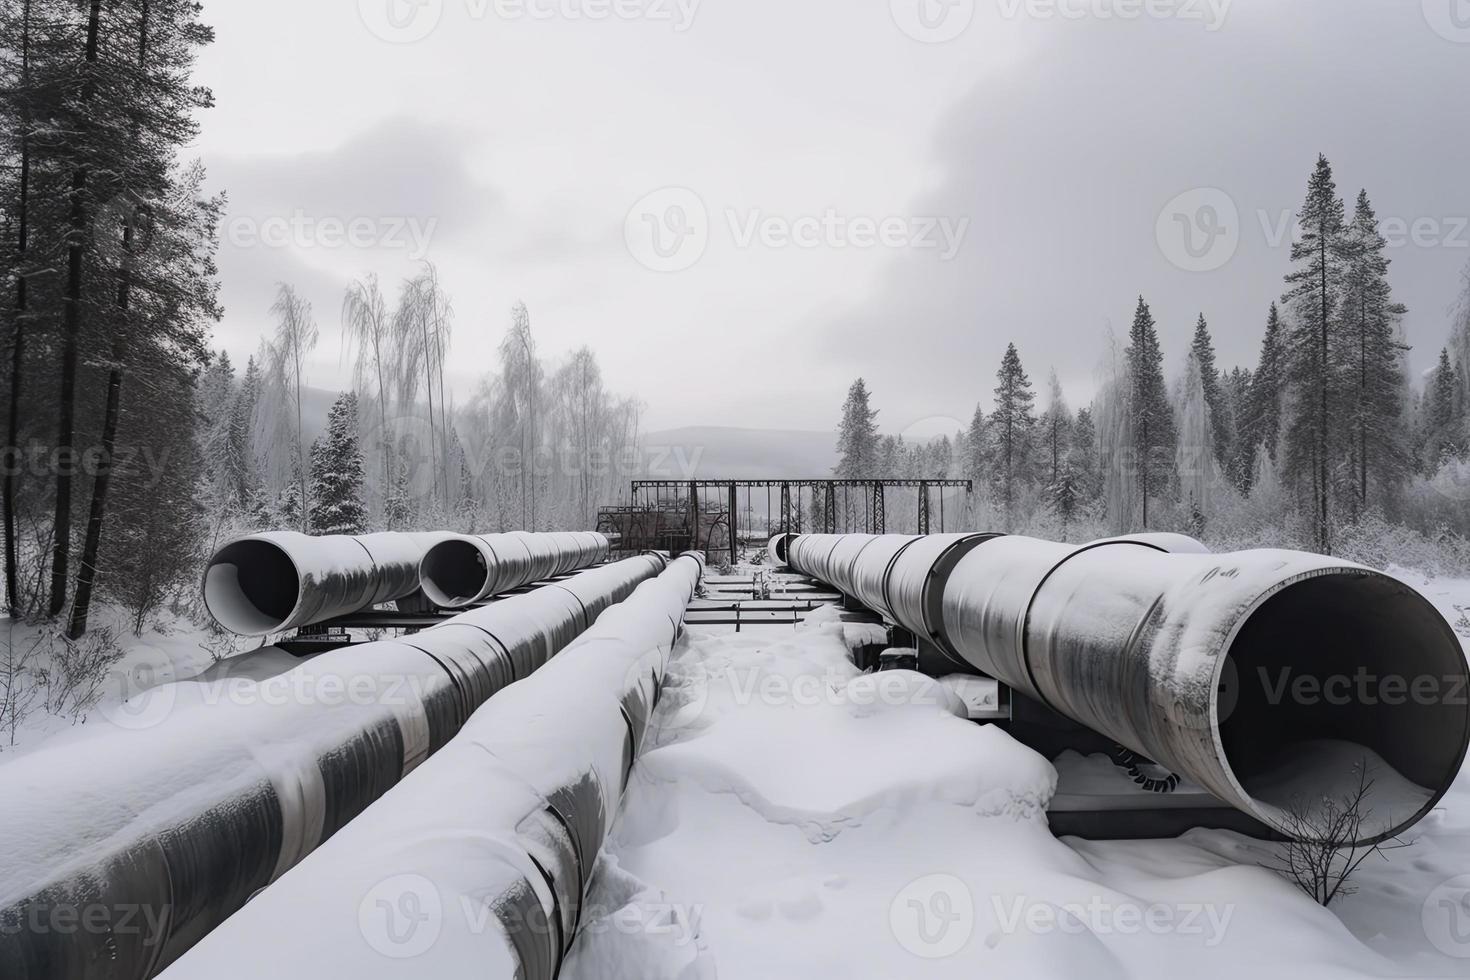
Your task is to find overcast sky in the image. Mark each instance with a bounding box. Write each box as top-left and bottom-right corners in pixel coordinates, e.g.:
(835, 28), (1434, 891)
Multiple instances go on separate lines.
(192, 0), (1470, 435)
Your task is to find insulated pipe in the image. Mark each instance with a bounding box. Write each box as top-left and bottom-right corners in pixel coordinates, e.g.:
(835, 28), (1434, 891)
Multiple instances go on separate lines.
(418, 531), (611, 609)
(1000, 542), (1469, 843)
(767, 532), (793, 566)
(0, 555), (666, 980)
(787, 531), (1469, 843)
(880, 532), (1002, 661)
(785, 532), (1001, 662)
(158, 555), (706, 980)
(202, 530), (458, 635)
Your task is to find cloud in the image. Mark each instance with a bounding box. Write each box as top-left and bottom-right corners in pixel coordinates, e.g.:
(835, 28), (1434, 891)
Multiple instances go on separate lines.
(818, 3), (1470, 424)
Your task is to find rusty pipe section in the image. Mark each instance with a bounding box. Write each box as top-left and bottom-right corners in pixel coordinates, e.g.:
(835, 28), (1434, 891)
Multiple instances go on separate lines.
(0, 555), (668, 980)
(158, 555), (706, 980)
(418, 531), (610, 609)
(784, 531), (1470, 843)
(202, 531), (458, 635)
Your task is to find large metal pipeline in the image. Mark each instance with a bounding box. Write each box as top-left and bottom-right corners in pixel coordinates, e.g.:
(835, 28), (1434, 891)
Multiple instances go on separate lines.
(159, 554), (706, 980)
(201, 530), (452, 635)
(784, 532), (1470, 843)
(0, 554), (667, 980)
(202, 531), (610, 635)
(418, 531), (611, 608)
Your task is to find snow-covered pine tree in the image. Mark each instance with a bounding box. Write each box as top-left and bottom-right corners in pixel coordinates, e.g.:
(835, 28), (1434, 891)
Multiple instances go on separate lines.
(1340, 189), (1409, 515)
(309, 392), (368, 536)
(1071, 406), (1103, 507)
(1126, 297), (1175, 528)
(1222, 366), (1254, 492)
(1242, 302), (1287, 492)
(990, 343), (1037, 513)
(932, 435), (953, 478)
(879, 435), (901, 478)
(1427, 349), (1463, 463)
(1190, 315), (1232, 477)
(1038, 370), (1072, 488)
(271, 285), (319, 532)
(1282, 154), (1349, 553)
(835, 378), (881, 479)
(1176, 352), (1220, 529)
(229, 355), (261, 506)
(384, 456), (415, 531)
(1046, 455), (1082, 537)
(198, 351), (237, 500)
(964, 404), (987, 485)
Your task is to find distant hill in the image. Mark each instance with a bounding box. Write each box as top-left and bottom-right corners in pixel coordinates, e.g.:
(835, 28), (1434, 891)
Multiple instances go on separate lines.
(293, 390), (838, 480)
(639, 426), (837, 480)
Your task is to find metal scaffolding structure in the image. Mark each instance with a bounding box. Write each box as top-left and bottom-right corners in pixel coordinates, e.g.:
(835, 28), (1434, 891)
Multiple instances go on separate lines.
(627, 479), (973, 561)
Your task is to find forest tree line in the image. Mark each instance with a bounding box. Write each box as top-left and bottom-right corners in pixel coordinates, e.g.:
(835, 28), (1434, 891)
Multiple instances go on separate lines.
(834, 156), (1470, 560)
(0, 0), (220, 635)
(199, 276), (648, 552)
(0, 1), (647, 638)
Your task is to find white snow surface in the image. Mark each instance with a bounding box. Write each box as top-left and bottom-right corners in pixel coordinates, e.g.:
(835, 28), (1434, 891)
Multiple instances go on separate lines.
(565, 607), (1470, 979)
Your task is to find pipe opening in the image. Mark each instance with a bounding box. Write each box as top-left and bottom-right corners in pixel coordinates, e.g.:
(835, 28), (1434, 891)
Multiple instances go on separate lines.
(1219, 572), (1469, 841)
(203, 539), (300, 635)
(421, 539), (490, 608)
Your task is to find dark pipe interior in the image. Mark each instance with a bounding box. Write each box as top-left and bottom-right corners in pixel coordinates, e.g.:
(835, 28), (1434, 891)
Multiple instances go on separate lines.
(204, 539), (300, 635)
(420, 539), (489, 607)
(1219, 573), (1469, 838)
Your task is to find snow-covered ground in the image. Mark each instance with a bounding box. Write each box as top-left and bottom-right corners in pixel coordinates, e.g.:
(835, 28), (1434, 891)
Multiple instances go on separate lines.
(563, 593), (1470, 978)
(5, 565), (1469, 976)
(0, 607), (259, 759)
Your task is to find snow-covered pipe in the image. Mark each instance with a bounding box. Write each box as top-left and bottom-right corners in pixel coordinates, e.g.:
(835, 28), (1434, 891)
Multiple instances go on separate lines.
(788, 531), (1470, 843)
(418, 531), (610, 609)
(785, 532), (1000, 663)
(0, 555), (667, 980)
(202, 530), (458, 635)
(946, 537), (1468, 843)
(158, 555), (706, 980)
(767, 531), (792, 566)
